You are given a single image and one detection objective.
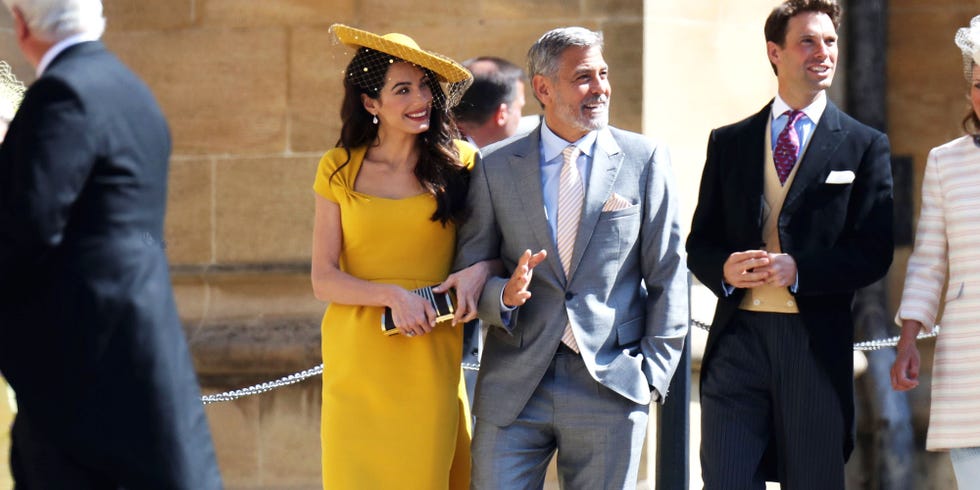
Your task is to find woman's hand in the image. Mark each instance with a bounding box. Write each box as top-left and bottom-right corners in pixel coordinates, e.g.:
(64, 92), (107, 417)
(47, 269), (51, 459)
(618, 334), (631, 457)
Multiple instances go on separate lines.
(890, 319), (923, 391)
(387, 286), (437, 337)
(435, 260), (500, 325)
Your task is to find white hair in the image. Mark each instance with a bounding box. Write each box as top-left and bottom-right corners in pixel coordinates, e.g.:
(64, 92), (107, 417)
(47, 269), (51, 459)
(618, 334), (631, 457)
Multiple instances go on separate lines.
(2, 0), (105, 42)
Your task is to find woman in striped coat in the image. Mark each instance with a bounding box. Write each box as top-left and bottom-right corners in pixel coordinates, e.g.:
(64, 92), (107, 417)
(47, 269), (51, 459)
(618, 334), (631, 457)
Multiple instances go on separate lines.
(892, 15), (980, 487)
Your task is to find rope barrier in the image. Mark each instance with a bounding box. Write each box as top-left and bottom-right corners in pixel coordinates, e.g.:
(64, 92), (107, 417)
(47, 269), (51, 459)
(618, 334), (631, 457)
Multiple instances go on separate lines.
(201, 318), (939, 404)
(202, 364), (324, 405)
(202, 362), (482, 405)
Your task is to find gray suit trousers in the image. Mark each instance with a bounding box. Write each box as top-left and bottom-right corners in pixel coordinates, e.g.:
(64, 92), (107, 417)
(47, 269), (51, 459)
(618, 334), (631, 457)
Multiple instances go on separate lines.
(471, 345), (648, 490)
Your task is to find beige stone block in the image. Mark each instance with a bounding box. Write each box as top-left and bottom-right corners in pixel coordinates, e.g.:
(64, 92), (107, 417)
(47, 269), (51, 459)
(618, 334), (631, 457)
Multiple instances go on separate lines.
(646, 2), (724, 21)
(357, 1), (469, 25)
(203, 392), (261, 485)
(173, 273), (210, 330)
(104, 28), (289, 155)
(603, 21), (644, 133)
(190, 317), (321, 377)
(585, 0), (642, 18)
(289, 26), (347, 153)
(103, 0), (194, 31)
(166, 158), (213, 265)
(259, 383), (322, 484)
(450, 19), (556, 71)
(200, 0), (355, 27)
(892, 0), (980, 13)
(206, 273), (323, 322)
(480, 0), (580, 20)
(291, 111), (342, 155)
(214, 156), (317, 263)
(645, 1), (781, 41)
(888, 9), (971, 161)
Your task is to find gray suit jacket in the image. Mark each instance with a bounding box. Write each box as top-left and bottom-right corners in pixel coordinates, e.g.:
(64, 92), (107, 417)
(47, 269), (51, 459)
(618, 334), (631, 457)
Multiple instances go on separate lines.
(455, 125), (688, 427)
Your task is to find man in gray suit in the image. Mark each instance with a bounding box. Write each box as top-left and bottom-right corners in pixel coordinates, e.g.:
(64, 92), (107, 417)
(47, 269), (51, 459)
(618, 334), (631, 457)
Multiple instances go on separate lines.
(455, 26), (688, 489)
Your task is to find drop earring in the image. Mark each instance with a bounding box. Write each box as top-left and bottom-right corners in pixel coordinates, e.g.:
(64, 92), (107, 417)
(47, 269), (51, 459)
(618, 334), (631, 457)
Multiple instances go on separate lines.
(372, 115), (378, 125)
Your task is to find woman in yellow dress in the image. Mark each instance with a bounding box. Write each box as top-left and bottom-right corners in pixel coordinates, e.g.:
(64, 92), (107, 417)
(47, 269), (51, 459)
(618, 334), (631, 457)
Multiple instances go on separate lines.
(311, 25), (490, 489)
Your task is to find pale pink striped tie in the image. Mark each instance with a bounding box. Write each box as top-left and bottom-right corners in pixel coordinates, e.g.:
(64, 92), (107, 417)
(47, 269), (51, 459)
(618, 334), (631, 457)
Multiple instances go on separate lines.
(556, 145), (582, 353)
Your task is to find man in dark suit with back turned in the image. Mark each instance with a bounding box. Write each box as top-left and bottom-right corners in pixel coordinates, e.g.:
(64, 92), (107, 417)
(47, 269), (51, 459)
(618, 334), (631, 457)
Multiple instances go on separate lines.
(686, 1), (893, 488)
(0, 0), (222, 488)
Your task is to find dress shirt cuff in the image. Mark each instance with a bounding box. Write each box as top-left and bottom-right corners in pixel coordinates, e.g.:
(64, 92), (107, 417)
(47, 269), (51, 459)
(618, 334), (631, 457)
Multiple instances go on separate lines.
(721, 281), (735, 297)
(789, 274), (799, 294)
(499, 289), (516, 326)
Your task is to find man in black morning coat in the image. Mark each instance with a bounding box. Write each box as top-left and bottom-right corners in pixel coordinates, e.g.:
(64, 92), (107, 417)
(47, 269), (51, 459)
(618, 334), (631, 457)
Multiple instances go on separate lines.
(0, 1), (222, 487)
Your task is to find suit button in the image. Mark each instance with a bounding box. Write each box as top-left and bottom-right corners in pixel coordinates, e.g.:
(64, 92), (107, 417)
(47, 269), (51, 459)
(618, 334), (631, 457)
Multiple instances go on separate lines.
(753, 299), (761, 306)
(787, 300), (795, 307)
(565, 291), (575, 300)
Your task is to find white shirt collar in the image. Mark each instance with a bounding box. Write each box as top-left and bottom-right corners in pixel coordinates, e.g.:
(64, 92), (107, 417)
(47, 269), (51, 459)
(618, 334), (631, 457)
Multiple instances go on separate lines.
(540, 121), (598, 163)
(771, 91), (827, 125)
(37, 32), (102, 76)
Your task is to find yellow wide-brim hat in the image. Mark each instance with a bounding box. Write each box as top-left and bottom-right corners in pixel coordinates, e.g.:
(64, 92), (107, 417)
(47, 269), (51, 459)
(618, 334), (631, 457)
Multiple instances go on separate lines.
(330, 24), (471, 85)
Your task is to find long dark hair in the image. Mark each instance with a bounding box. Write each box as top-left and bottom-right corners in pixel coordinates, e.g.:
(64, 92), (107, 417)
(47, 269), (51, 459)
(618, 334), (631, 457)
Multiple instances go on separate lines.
(333, 47), (469, 225)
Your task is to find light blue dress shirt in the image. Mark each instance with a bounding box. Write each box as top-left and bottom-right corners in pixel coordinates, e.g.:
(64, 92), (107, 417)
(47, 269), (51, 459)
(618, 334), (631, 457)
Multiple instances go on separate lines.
(769, 92), (825, 156)
(538, 123), (598, 243)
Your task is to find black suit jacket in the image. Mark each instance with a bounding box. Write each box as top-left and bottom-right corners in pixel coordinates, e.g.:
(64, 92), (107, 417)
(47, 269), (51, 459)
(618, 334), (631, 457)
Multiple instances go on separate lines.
(0, 42), (222, 489)
(687, 100), (893, 461)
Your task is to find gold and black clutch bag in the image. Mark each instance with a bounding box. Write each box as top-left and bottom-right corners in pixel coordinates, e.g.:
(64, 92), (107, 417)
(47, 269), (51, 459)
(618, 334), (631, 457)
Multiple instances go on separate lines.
(382, 286), (456, 336)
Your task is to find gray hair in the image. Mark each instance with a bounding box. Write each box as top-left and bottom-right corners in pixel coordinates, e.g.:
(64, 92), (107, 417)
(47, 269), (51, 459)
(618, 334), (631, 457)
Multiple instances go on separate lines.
(2, 0), (105, 43)
(527, 27), (604, 80)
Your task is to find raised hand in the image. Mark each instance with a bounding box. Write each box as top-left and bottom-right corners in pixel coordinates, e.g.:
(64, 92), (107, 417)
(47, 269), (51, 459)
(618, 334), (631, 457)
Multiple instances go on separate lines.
(503, 249), (547, 307)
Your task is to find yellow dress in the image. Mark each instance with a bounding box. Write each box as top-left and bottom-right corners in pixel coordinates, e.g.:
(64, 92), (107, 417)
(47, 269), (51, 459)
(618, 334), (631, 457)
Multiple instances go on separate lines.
(313, 142), (475, 490)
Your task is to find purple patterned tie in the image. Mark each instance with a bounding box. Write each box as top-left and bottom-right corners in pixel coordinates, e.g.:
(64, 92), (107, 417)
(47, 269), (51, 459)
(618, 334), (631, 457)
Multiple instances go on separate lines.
(774, 110), (805, 185)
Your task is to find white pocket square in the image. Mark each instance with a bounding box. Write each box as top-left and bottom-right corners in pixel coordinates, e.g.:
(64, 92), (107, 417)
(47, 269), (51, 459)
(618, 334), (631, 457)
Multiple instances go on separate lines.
(825, 170), (855, 184)
(602, 193), (634, 212)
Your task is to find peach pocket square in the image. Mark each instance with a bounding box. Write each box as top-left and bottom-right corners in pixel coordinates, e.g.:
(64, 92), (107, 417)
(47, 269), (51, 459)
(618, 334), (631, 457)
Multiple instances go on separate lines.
(825, 170), (856, 184)
(602, 193), (634, 212)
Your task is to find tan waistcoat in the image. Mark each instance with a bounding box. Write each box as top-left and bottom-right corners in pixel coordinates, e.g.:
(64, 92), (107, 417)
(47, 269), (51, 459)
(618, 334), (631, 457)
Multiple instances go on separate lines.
(739, 120), (811, 313)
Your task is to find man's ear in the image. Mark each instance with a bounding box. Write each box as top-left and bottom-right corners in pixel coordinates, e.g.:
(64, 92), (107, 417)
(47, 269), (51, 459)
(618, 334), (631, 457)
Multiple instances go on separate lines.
(493, 103), (509, 127)
(766, 41), (781, 68)
(531, 74), (551, 108)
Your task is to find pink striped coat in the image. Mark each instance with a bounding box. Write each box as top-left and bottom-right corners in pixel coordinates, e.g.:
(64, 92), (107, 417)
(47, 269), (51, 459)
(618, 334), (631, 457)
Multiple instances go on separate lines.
(898, 135), (980, 451)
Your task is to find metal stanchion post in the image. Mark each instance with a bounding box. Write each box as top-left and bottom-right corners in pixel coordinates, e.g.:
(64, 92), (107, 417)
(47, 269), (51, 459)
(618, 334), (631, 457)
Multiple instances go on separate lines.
(656, 273), (691, 490)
